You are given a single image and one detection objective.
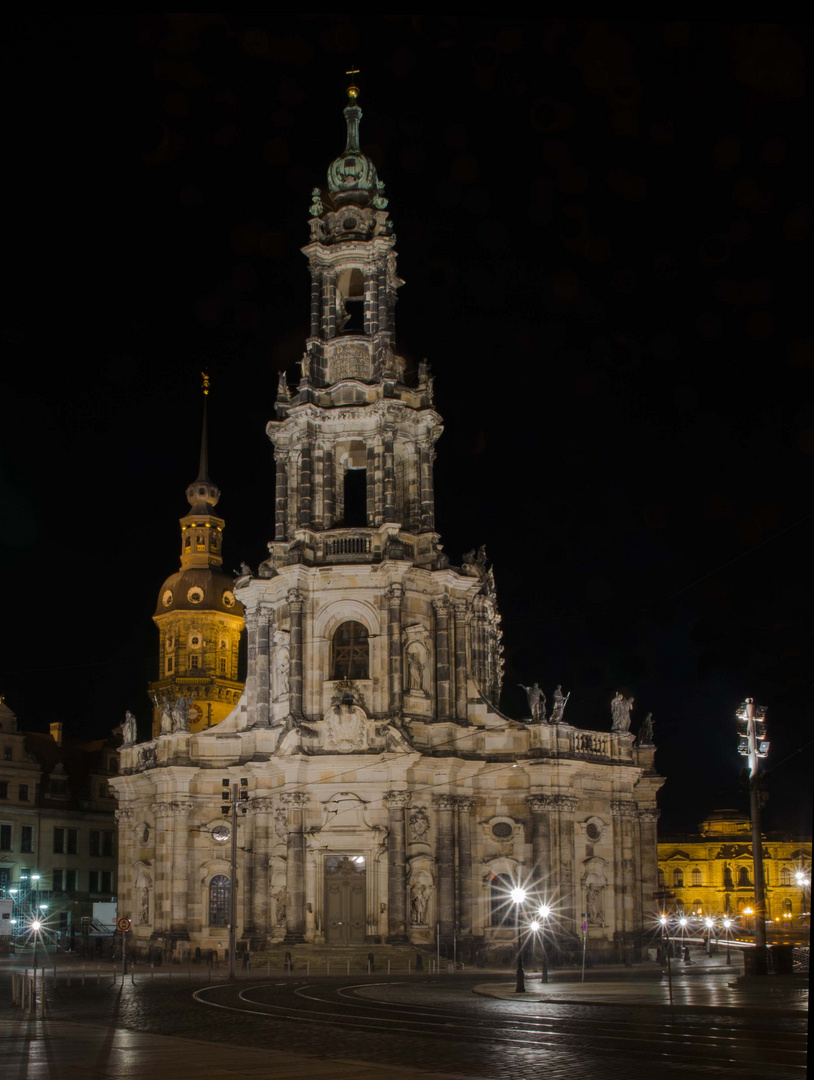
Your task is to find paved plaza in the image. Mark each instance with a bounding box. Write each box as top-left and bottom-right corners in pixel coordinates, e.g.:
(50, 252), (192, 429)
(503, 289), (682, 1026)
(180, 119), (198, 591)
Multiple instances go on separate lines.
(1, 951), (807, 1079)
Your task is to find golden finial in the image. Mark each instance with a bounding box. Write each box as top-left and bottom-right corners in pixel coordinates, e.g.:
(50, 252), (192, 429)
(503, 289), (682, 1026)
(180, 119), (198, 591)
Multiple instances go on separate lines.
(201, 370), (210, 397)
(345, 68), (360, 102)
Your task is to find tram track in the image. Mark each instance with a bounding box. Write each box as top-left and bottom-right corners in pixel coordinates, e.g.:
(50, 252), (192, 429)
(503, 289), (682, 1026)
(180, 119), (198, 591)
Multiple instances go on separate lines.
(192, 980), (807, 1074)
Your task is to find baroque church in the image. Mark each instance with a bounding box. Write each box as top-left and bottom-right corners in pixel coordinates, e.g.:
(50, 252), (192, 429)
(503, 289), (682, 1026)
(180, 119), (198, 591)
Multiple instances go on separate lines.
(111, 86), (664, 962)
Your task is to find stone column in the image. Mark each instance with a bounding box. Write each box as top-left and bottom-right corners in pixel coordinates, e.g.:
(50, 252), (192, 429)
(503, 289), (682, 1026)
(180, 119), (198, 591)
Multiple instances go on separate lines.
(418, 445), (435, 532)
(114, 808), (134, 921)
(610, 800), (638, 951)
(433, 598), (451, 720)
(551, 795), (578, 936)
(248, 797), (274, 943)
(170, 801), (193, 938)
(244, 610), (258, 717)
(364, 269), (378, 334)
(298, 442), (313, 528)
(254, 607), (272, 727)
(151, 802), (173, 936)
(638, 808), (660, 930)
(309, 269), (321, 339)
(452, 601), (468, 721)
(456, 797), (477, 937)
(287, 590), (304, 718)
(526, 795), (553, 897)
(384, 791), (411, 941)
(387, 584), (404, 716)
(274, 452), (289, 541)
(366, 443), (376, 526)
(383, 438), (396, 521)
(433, 795), (456, 943)
(323, 447), (335, 528)
(282, 792), (308, 942)
(322, 270), (336, 339)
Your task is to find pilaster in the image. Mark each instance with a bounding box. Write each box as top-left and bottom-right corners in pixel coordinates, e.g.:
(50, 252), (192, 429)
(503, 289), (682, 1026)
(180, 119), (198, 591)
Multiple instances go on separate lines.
(384, 791), (411, 941)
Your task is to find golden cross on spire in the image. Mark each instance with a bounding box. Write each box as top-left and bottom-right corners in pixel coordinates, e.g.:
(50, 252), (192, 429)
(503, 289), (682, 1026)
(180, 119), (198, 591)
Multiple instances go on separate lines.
(345, 68), (360, 102)
(201, 370), (210, 397)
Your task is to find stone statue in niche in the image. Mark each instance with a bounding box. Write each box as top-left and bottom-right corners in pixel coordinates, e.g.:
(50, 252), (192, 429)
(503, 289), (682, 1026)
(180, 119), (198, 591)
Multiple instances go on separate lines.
(410, 883), (429, 925)
(409, 807), (430, 843)
(272, 632), (290, 702)
(611, 692), (634, 733)
(406, 646), (424, 693)
(274, 807), (288, 841)
(519, 683), (546, 723)
(122, 710), (138, 746)
(586, 884), (605, 927)
(273, 887), (287, 925)
(139, 886), (150, 925)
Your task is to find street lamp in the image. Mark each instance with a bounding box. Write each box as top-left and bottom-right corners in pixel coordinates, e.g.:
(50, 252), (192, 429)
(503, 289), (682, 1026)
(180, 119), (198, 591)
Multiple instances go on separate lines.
(795, 870), (810, 924)
(510, 887), (527, 993)
(536, 904), (551, 983)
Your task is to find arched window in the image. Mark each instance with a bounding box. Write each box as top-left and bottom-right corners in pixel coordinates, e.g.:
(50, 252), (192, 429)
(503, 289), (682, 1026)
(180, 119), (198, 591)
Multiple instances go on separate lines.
(692, 899), (703, 915)
(673, 868), (684, 888)
(724, 866), (734, 889)
(691, 868), (702, 886)
(780, 867), (791, 886)
(331, 621), (369, 680)
(783, 898), (792, 913)
(738, 866), (751, 887)
(209, 875), (230, 926)
(490, 873), (514, 927)
(658, 868), (665, 887)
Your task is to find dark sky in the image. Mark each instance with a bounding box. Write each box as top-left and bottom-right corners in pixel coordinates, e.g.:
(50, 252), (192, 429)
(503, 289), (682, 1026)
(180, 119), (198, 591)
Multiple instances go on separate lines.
(1, 16), (811, 834)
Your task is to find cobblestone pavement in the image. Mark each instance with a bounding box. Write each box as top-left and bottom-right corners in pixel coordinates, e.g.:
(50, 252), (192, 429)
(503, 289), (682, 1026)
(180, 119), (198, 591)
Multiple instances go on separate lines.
(1, 962), (807, 1080)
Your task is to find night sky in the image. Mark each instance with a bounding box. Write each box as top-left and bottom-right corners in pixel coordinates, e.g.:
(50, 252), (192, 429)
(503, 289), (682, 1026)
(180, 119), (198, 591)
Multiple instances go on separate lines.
(2, 17), (811, 834)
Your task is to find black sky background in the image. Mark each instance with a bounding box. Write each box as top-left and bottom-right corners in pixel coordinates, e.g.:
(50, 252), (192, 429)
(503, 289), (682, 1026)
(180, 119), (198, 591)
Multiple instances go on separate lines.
(1, 16), (811, 835)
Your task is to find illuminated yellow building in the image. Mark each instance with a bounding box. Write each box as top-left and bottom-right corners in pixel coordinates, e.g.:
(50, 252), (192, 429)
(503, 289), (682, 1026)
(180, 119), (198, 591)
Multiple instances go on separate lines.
(148, 400), (244, 735)
(658, 810), (811, 928)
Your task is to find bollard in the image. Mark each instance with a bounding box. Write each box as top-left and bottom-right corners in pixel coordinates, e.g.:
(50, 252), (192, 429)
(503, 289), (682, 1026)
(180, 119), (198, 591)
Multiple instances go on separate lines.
(387, 960), (391, 975)
(12, 972), (18, 1005)
(307, 961), (310, 976)
(97, 967), (100, 985)
(347, 960), (350, 976)
(327, 960), (330, 976)
(168, 963), (172, 981)
(131, 968), (135, 985)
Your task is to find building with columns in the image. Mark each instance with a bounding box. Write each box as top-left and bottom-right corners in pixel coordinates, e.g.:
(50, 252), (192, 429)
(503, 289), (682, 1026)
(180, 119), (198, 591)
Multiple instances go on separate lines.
(110, 86), (664, 963)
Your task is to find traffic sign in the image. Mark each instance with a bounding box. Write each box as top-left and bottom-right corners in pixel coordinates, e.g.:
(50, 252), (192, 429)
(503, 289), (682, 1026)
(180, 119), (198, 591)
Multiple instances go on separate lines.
(117, 917), (131, 932)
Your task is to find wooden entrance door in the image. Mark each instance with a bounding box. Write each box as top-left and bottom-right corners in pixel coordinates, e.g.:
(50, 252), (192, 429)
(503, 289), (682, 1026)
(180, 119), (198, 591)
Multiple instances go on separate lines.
(325, 855), (366, 945)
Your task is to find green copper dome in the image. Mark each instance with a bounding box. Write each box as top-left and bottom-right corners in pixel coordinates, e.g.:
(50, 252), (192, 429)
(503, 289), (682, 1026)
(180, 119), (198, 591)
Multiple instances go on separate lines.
(327, 91), (385, 208)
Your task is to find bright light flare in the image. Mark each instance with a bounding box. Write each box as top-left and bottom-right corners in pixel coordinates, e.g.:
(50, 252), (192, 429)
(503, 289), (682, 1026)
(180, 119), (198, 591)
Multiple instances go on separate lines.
(537, 904), (551, 919)
(510, 887), (527, 905)
(31, 920), (42, 932)
(679, 917), (688, 927)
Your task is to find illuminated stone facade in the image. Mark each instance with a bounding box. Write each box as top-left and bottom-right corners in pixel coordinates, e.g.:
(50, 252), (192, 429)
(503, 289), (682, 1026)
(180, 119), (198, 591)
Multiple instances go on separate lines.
(658, 810), (811, 926)
(111, 91), (664, 962)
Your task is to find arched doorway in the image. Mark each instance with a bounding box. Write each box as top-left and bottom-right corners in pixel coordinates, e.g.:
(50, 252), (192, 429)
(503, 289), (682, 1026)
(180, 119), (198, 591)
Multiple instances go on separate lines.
(324, 855), (366, 944)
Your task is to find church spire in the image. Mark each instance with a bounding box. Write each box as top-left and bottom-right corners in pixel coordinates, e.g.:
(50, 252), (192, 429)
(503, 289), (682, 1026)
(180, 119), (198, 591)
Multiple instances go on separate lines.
(196, 370), (211, 484)
(186, 372), (220, 516)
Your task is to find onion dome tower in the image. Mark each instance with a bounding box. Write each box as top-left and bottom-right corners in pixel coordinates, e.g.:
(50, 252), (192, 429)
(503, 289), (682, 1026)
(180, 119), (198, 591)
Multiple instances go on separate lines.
(148, 375), (244, 735)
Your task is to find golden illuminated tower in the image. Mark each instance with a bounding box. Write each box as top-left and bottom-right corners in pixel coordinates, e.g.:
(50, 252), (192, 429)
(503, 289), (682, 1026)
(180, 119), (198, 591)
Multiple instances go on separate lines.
(148, 379), (244, 734)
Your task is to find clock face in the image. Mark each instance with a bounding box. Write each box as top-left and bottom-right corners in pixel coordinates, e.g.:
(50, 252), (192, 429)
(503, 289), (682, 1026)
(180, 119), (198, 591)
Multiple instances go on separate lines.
(188, 705), (202, 723)
(162, 589), (173, 607)
(187, 586), (204, 604)
(222, 590), (236, 609)
(212, 824), (230, 843)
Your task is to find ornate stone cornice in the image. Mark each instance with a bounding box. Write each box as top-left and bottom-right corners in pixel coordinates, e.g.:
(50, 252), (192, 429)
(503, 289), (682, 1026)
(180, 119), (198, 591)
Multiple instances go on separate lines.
(114, 809), (135, 823)
(384, 791), (412, 809)
(244, 610), (259, 632)
(280, 791), (309, 807)
(432, 794), (457, 811)
(638, 807), (660, 823)
(610, 799), (639, 818)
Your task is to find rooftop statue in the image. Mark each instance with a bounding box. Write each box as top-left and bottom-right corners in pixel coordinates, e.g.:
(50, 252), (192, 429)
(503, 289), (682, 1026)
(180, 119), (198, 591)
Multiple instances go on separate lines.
(122, 709), (138, 746)
(611, 691), (634, 733)
(519, 682), (546, 723)
(637, 712), (655, 746)
(549, 685), (570, 725)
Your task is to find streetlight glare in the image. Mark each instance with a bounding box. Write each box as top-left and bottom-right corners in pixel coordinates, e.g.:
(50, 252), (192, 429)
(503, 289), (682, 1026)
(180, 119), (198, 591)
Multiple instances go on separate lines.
(537, 904), (551, 919)
(31, 920), (42, 932)
(510, 887), (527, 904)
(529, 920), (540, 932)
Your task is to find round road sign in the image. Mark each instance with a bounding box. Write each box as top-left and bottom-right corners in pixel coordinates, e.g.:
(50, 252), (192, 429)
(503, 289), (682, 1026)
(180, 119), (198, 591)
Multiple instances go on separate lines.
(117, 917), (131, 932)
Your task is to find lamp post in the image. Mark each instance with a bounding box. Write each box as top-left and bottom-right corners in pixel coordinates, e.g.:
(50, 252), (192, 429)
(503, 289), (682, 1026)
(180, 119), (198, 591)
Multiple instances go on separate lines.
(510, 886), (527, 993)
(705, 917), (714, 957)
(221, 776), (249, 979)
(536, 904), (551, 983)
(795, 870), (810, 925)
(736, 698), (769, 975)
(723, 917), (732, 965)
(660, 914), (673, 1005)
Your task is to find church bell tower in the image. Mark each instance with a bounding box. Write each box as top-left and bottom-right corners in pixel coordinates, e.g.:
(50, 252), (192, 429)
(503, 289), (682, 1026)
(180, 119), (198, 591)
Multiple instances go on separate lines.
(149, 378), (245, 734)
